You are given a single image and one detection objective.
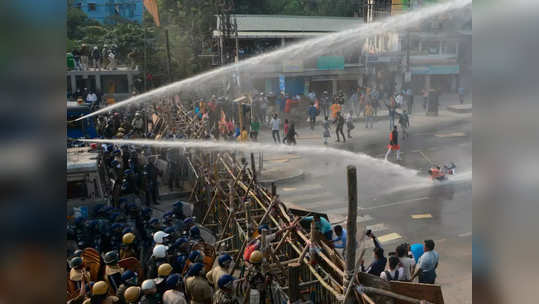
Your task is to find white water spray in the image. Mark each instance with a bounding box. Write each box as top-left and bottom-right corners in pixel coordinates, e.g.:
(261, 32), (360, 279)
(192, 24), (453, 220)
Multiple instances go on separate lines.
(80, 138), (420, 178)
(76, 0), (472, 121)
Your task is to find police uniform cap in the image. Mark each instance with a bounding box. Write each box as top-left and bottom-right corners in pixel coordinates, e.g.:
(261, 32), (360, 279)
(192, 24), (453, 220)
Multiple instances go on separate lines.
(217, 254), (232, 267)
(186, 262), (204, 277)
(218, 274), (235, 289)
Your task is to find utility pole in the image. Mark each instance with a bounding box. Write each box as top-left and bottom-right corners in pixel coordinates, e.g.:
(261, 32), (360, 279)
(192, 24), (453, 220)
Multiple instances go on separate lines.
(165, 28), (172, 83)
(219, 15), (224, 65)
(344, 165), (358, 304)
(403, 0), (411, 89)
(234, 18), (239, 64)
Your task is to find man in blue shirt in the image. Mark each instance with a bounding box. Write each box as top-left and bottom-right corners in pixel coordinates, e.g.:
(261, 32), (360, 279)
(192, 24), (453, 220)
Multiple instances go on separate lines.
(332, 225), (347, 252)
(360, 230), (387, 276)
(411, 239), (439, 284)
(302, 215), (333, 241)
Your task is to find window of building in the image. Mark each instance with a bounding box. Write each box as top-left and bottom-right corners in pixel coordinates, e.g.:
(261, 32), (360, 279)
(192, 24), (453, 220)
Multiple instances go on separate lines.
(101, 75), (129, 94)
(129, 3), (135, 17)
(75, 75), (97, 92)
(88, 3), (97, 11)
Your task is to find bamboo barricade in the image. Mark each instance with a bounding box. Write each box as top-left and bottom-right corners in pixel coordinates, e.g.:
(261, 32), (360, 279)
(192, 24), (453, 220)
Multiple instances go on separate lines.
(148, 102), (445, 304)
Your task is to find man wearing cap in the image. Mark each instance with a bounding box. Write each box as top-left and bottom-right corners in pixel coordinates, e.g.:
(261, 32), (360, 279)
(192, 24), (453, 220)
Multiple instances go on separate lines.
(185, 263), (212, 304)
(85, 281), (119, 304)
(68, 256), (90, 297)
(156, 263), (174, 295)
(140, 279), (161, 304)
(120, 232), (138, 259)
(103, 251), (124, 293)
(213, 274), (239, 304)
(116, 270), (138, 304)
(206, 254), (232, 287)
(148, 244), (169, 278)
(162, 273), (188, 304)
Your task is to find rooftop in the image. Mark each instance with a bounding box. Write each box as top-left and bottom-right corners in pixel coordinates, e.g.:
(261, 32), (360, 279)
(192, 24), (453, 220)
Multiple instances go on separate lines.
(215, 14), (363, 37)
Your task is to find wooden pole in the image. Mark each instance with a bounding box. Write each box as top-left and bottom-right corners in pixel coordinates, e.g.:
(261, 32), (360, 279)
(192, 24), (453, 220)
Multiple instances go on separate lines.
(261, 229), (267, 273)
(259, 152), (263, 172)
(250, 153), (256, 182)
(287, 262), (301, 303)
(345, 166), (358, 304)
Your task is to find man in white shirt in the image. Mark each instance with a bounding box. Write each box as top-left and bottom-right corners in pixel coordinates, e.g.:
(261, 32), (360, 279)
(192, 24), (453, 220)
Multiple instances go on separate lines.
(162, 274), (187, 304)
(380, 256), (405, 281)
(396, 243), (416, 281)
(270, 113), (281, 144)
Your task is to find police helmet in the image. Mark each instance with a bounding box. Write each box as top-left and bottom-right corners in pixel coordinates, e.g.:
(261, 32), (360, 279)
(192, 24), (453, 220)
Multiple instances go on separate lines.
(188, 250), (201, 262)
(176, 255), (187, 269)
(189, 225), (200, 237)
(218, 274), (235, 290)
(122, 232), (136, 245)
(174, 237), (188, 249)
(249, 250), (263, 264)
(141, 279), (156, 291)
(186, 262), (204, 277)
(164, 226), (175, 235)
(153, 231), (169, 244)
(158, 263), (173, 277)
(69, 256), (83, 268)
(92, 281), (109, 296)
(104, 251), (119, 265)
(124, 286), (141, 303)
(121, 270), (138, 285)
(152, 244), (168, 259)
(217, 254), (232, 268)
(166, 273), (182, 289)
(183, 217), (193, 225)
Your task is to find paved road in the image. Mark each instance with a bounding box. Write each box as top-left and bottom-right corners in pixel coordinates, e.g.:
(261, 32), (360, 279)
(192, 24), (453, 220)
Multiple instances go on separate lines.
(258, 97), (472, 304)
